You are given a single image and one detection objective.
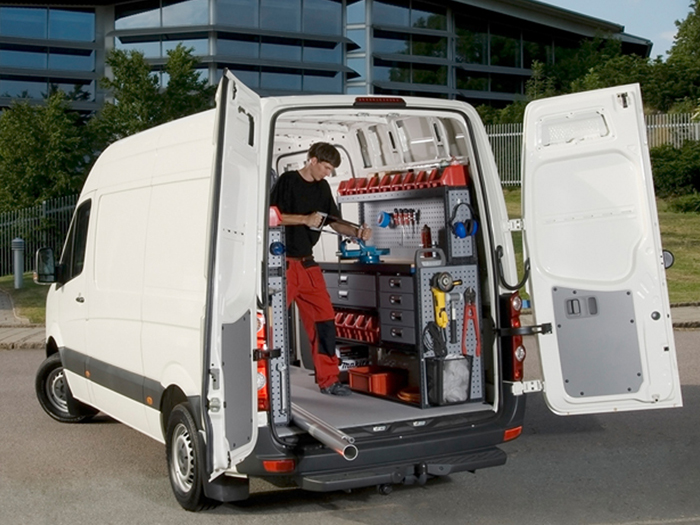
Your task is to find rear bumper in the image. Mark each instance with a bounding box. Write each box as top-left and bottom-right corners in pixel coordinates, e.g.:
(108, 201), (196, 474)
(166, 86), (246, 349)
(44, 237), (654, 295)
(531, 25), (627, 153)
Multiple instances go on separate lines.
(238, 388), (526, 491)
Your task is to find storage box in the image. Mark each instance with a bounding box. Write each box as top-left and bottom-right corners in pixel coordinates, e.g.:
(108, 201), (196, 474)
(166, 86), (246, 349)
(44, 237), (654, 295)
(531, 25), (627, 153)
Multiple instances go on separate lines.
(349, 366), (407, 396)
(426, 356), (470, 406)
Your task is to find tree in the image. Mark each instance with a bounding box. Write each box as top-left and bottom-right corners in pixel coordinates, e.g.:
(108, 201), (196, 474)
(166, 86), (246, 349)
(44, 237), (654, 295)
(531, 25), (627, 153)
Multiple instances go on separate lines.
(0, 92), (92, 211)
(94, 44), (215, 147)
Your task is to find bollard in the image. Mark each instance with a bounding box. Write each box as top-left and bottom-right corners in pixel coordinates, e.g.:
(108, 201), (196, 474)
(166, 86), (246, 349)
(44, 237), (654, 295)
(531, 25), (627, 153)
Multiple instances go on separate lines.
(12, 238), (24, 289)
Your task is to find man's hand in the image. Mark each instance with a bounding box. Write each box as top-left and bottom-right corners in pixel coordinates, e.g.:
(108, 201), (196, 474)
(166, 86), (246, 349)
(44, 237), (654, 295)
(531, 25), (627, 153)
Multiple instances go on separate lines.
(357, 224), (372, 241)
(305, 212), (324, 229)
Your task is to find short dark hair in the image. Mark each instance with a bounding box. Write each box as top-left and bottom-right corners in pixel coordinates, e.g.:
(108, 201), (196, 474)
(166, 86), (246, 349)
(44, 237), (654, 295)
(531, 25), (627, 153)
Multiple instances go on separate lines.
(308, 142), (341, 168)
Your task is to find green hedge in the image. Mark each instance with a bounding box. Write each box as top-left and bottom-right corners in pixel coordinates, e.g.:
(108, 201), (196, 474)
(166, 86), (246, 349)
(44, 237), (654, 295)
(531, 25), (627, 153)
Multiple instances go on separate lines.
(650, 141), (700, 199)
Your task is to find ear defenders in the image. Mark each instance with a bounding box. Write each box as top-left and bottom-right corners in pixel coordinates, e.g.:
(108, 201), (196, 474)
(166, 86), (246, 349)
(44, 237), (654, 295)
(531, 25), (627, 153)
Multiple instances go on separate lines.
(449, 202), (478, 239)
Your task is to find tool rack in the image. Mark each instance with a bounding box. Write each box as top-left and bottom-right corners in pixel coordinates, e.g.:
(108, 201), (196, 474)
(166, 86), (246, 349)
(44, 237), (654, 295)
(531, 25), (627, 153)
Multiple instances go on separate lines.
(322, 166), (484, 408)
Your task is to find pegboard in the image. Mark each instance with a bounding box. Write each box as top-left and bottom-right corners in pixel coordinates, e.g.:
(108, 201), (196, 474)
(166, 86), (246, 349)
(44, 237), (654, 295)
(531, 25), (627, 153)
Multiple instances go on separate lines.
(267, 227), (290, 426)
(359, 195), (446, 261)
(445, 188), (477, 263)
(416, 263), (483, 405)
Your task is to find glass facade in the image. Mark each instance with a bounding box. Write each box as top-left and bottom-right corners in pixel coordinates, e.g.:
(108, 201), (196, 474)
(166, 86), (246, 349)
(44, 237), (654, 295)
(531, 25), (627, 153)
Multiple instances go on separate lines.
(0, 6), (97, 106)
(0, 0), (646, 107)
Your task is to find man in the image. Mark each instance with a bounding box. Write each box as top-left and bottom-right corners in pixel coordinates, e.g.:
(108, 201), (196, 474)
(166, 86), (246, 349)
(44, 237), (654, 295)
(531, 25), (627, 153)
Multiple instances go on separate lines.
(270, 142), (372, 396)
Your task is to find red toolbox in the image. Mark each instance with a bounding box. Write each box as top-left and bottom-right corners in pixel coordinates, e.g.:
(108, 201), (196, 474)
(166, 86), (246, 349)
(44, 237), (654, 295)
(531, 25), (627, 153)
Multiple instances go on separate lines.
(349, 366), (408, 396)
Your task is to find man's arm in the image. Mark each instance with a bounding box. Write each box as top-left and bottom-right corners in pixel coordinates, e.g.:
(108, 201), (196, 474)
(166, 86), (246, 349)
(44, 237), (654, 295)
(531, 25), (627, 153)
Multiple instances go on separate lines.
(279, 212), (324, 229)
(330, 221), (372, 241)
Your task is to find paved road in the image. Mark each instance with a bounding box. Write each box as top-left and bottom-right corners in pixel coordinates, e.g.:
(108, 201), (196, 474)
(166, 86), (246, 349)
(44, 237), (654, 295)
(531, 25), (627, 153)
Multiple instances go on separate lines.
(1, 332), (699, 525)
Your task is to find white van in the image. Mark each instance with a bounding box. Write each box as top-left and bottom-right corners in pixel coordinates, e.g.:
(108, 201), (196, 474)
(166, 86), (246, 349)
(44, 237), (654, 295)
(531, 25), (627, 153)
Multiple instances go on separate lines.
(34, 73), (681, 510)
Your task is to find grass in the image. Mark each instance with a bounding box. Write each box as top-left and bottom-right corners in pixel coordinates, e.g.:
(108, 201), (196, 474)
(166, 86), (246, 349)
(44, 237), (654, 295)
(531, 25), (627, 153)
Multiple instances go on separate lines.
(502, 187), (700, 305)
(0, 272), (49, 324)
(1, 190), (698, 324)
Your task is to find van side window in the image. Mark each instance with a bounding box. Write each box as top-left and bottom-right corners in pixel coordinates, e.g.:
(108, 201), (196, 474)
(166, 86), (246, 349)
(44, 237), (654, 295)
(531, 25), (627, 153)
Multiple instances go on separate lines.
(61, 200), (91, 282)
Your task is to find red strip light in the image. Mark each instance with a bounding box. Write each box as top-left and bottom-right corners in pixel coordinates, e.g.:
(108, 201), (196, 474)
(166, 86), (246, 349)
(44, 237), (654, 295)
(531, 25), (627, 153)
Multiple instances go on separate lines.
(353, 96), (406, 108)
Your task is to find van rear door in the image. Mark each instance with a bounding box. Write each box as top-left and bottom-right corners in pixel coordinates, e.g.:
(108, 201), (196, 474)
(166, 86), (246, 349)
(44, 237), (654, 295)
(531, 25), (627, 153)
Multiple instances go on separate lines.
(204, 71), (261, 474)
(521, 84), (682, 416)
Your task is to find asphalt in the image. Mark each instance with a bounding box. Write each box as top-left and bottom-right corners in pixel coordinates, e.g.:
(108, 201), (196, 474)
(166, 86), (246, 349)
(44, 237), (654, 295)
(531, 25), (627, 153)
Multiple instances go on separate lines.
(0, 290), (699, 351)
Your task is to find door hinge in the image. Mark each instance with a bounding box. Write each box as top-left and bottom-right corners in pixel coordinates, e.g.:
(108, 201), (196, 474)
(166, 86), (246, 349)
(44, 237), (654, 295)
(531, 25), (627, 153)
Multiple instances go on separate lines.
(507, 219), (523, 232)
(497, 323), (552, 337)
(512, 380), (543, 396)
(253, 348), (282, 361)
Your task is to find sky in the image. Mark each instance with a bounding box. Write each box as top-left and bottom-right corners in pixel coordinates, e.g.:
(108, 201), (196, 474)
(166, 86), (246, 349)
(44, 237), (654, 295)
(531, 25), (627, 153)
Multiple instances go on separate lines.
(542, 0), (693, 58)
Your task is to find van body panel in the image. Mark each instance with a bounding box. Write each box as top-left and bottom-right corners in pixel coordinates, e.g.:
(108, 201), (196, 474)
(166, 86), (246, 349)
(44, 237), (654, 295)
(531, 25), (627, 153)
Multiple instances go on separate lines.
(203, 71), (262, 474)
(522, 84), (682, 415)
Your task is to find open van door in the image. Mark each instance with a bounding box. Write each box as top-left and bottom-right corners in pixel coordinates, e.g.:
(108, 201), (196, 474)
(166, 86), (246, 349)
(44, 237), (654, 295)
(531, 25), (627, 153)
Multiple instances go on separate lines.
(204, 71), (262, 475)
(521, 84), (682, 416)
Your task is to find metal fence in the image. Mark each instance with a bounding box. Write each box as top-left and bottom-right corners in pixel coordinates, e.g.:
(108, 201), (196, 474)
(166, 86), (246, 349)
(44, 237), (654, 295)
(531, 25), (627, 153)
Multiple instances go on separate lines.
(486, 113), (700, 186)
(0, 195), (78, 278)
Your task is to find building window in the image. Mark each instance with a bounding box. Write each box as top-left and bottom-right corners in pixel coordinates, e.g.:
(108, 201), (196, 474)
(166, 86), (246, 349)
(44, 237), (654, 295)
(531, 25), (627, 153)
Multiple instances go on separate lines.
(303, 71), (342, 92)
(0, 77), (47, 98)
(411, 33), (446, 58)
(374, 30), (408, 55)
(163, 38), (208, 56)
(162, 0), (209, 27)
(218, 34), (259, 57)
(303, 42), (342, 64)
(303, 0), (342, 36)
(410, 1), (446, 30)
(456, 69), (488, 91)
(0, 47), (48, 70)
(523, 31), (552, 67)
(261, 38), (303, 62)
(373, 0), (409, 27)
(347, 0), (365, 25)
(216, 0), (259, 27)
(116, 37), (161, 57)
(347, 56), (366, 80)
(49, 9), (95, 42)
(490, 23), (521, 68)
(455, 15), (487, 65)
(260, 0), (301, 32)
(347, 28), (366, 52)
(227, 66), (260, 88)
(0, 7), (47, 39)
(49, 49), (95, 72)
(115, 0), (161, 30)
(261, 69), (302, 90)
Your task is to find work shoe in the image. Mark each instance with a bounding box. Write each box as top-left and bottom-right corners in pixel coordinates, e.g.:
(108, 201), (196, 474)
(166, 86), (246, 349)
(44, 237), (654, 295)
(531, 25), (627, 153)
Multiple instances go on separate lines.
(320, 382), (352, 396)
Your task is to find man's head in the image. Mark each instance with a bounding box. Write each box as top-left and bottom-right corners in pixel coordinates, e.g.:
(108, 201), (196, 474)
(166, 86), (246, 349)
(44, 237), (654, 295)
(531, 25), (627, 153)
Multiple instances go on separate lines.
(305, 142), (341, 181)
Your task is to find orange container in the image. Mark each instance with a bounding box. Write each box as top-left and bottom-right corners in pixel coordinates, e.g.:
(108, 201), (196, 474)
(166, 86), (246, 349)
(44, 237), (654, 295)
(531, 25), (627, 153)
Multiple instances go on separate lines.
(349, 366), (408, 396)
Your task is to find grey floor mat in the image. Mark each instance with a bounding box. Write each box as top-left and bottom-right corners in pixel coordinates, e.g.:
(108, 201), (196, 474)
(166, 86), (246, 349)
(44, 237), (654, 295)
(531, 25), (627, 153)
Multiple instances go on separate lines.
(280, 366), (490, 436)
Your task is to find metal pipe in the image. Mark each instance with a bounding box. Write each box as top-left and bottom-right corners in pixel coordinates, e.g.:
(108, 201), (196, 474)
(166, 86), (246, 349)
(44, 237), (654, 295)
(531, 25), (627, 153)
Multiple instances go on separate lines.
(291, 403), (358, 462)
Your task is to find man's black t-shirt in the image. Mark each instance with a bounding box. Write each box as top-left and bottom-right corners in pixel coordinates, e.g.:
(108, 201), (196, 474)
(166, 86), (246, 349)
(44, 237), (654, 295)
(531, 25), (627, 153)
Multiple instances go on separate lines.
(270, 170), (340, 258)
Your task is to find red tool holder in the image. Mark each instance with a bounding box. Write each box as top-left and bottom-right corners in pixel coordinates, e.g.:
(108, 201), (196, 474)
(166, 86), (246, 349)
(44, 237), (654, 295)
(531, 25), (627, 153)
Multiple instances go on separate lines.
(337, 164), (469, 196)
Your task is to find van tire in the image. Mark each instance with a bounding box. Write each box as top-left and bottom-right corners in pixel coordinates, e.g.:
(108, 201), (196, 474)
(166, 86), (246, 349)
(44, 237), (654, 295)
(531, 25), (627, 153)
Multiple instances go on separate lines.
(35, 353), (97, 423)
(166, 403), (219, 511)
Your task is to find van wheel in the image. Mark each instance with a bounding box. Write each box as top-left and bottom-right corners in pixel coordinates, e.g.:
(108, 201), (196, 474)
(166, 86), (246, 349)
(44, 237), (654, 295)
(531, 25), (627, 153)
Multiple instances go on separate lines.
(166, 404), (218, 511)
(35, 353), (97, 423)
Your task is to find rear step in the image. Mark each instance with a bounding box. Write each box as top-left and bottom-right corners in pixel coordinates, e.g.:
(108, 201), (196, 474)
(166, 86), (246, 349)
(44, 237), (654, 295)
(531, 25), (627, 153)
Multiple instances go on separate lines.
(298, 447), (506, 492)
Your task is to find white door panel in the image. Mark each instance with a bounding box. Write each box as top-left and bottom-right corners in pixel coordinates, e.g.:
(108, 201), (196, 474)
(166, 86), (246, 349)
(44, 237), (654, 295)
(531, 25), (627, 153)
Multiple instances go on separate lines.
(522, 84), (682, 415)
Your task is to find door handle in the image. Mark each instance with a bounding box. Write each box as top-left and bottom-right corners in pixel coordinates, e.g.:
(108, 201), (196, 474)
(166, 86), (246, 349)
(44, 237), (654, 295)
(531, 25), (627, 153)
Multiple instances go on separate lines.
(76, 295), (85, 303)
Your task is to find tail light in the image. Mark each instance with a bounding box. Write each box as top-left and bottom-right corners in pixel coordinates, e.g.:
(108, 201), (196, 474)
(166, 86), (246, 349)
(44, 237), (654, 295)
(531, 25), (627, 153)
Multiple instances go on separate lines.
(503, 292), (527, 382)
(256, 312), (270, 411)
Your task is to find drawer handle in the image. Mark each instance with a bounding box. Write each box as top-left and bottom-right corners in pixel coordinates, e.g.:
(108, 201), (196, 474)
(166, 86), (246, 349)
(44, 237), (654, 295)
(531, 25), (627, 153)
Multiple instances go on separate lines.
(390, 295), (402, 305)
(389, 278), (402, 288)
(390, 311), (403, 322)
(391, 328), (403, 338)
(339, 275), (348, 284)
(338, 290), (349, 299)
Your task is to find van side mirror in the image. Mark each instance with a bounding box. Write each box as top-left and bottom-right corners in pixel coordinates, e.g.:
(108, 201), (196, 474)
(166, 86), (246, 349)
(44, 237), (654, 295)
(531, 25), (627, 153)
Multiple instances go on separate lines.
(34, 247), (58, 285)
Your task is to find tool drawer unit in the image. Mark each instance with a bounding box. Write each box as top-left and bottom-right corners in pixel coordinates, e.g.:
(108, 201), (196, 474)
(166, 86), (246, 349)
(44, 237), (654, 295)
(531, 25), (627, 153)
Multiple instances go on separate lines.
(321, 179), (484, 408)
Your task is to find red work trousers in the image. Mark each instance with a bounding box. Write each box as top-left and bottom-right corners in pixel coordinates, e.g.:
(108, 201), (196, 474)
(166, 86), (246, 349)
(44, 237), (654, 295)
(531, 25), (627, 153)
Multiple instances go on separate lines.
(286, 259), (339, 389)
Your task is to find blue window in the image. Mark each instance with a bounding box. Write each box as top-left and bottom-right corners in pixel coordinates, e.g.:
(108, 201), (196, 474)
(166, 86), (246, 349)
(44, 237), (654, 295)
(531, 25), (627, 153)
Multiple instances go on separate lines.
(260, 0), (301, 32)
(373, 0), (409, 27)
(218, 35), (259, 58)
(347, 56), (366, 81)
(304, 42), (341, 64)
(49, 9), (95, 42)
(303, 71), (342, 93)
(0, 7), (47, 39)
(49, 49), (95, 72)
(0, 48), (48, 69)
(346, 0), (365, 25)
(116, 37), (161, 58)
(261, 39), (302, 62)
(115, 0), (161, 30)
(303, 0), (342, 36)
(0, 78), (47, 99)
(261, 69), (302, 91)
(216, 0), (259, 27)
(163, 38), (209, 56)
(347, 28), (366, 52)
(162, 0), (209, 27)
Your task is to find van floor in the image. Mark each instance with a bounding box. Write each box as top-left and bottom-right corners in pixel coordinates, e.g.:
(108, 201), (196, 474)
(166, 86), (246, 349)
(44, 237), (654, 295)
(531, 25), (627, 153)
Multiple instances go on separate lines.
(277, 366), (491, 437)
